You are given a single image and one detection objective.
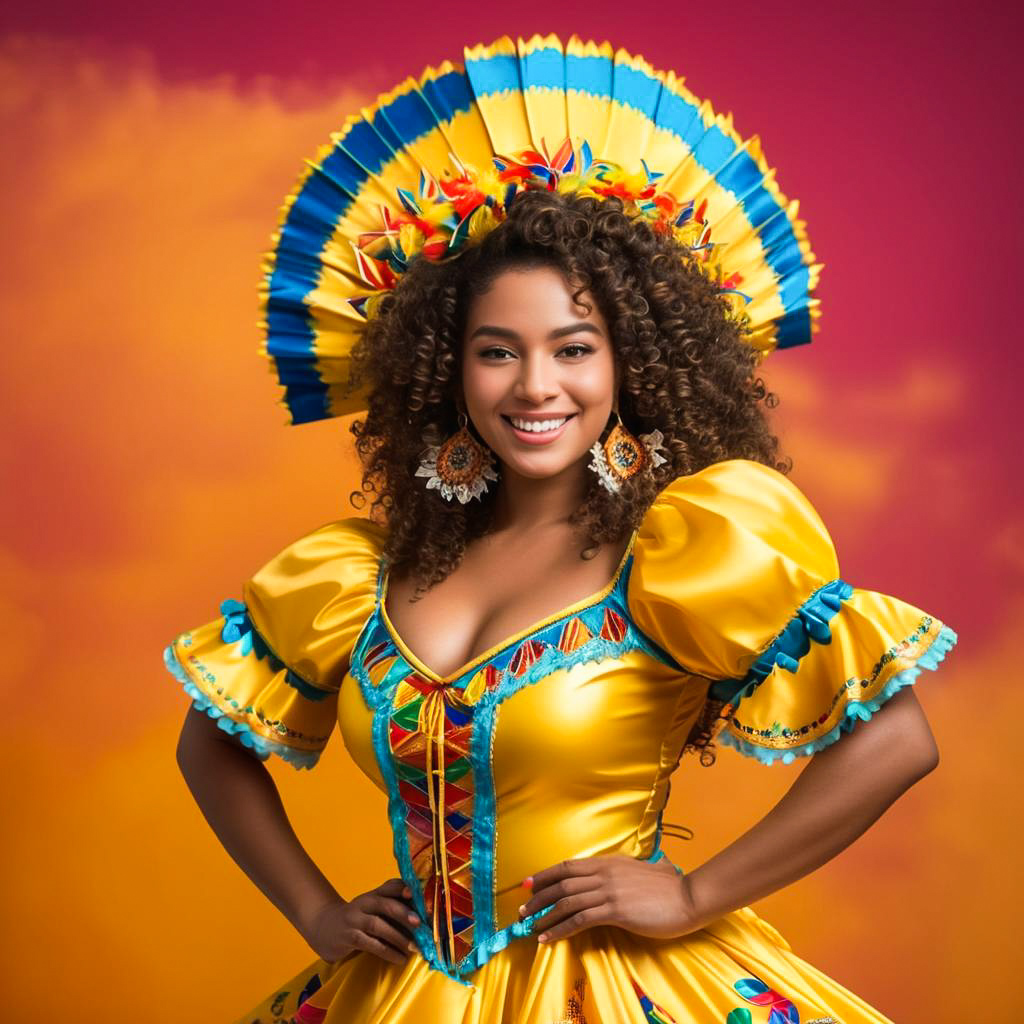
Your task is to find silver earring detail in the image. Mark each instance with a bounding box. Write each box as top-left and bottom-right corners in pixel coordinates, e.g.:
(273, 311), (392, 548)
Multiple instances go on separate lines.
(415, 411), (499, 503)
(587, 410), (668, 494)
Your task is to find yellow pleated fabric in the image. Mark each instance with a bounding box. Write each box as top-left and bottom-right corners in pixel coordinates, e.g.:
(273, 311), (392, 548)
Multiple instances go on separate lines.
(163, 459), (955, 1022)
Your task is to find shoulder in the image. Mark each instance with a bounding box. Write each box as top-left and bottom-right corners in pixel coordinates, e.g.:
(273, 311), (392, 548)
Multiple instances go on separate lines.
(247, 516), (388, 591)
(626, 460), (842, 678)
(240, 516), (389, 681)
(636, 458), (837, 578)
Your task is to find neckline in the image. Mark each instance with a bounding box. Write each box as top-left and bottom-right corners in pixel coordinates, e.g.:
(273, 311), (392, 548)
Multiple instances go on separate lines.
(378, 528), (640, 686)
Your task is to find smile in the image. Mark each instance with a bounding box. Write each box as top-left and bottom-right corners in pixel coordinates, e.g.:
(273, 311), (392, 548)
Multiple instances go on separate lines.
(501, 414), (576, 445)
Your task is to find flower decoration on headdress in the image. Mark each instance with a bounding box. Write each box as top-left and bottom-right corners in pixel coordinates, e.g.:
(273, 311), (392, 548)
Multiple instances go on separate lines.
(348, 137), (751, 324)
(257, 35), (823, 426)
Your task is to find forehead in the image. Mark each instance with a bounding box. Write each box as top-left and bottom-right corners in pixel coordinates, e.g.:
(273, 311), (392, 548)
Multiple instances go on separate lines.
(465, 266), (605, 329)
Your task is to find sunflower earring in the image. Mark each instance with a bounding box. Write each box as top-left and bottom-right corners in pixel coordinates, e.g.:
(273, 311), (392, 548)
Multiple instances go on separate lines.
(415, 410), (499, 503)
(587, 409), (668, 494)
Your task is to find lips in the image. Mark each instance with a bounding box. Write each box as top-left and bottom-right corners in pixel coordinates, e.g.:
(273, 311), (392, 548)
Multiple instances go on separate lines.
(501, 413), (576, 445)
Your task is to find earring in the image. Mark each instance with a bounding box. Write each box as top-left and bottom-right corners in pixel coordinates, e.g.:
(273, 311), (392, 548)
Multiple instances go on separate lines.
(587, 410), (668, 494)
(415, 410), (499, 503)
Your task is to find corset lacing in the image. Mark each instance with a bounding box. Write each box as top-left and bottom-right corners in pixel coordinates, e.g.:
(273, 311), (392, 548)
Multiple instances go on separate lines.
(421, 685), (459, 963)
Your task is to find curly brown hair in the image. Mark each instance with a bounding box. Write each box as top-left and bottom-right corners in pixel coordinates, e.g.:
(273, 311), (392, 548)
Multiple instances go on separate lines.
(345, 187), (790, 764)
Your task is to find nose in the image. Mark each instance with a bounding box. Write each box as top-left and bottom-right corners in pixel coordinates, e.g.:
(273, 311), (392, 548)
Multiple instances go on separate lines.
(513, 350), (561, 404)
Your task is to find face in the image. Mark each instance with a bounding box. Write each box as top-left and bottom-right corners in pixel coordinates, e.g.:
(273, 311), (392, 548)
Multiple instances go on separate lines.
(461, 265), (617, 481)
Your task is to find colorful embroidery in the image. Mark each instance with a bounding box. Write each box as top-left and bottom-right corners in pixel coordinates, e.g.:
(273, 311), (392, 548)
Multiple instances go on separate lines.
(631, 974), (678, 1023)
(348, 550), (677, 984)
(727, 615), (951, 748)
(237, 966), (325, 1023)
(552, 976), (589, 1023)
(163, 642), (328, 766)
(293, 971), (324, 1022)
(731, 974), (799, 1023)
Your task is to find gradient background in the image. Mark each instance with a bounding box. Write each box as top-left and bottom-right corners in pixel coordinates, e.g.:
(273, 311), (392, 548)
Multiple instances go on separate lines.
(1, 2), (1019, 1020)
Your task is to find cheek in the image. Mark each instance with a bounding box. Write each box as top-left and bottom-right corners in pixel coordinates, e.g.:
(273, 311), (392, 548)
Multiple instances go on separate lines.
(571, 355), (616, 409)
(462, 362), (503, 413)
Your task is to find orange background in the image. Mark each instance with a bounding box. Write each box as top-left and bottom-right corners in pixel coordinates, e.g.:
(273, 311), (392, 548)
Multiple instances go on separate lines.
(1, 4), (1019, 1020)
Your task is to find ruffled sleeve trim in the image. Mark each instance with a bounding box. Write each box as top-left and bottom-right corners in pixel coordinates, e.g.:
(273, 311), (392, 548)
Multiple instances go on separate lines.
(164, 641), (321, 770)
(717, 619), (957, 765)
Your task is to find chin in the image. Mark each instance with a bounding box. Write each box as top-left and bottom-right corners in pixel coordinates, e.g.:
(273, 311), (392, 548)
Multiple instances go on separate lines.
(496, 449), (589, 479)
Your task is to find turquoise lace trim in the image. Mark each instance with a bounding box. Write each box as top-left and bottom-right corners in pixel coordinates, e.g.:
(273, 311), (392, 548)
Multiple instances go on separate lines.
(718, 623), (957, 765)
(162, 643), (321, 771)
(710, 579), (853, 704)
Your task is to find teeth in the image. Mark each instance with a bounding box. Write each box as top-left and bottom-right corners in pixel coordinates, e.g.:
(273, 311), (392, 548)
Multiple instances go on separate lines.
(509, 416), (568, 433)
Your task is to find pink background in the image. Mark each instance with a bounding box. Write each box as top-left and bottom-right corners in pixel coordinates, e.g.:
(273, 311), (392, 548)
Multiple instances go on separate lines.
(1, 2), (1018, 1019)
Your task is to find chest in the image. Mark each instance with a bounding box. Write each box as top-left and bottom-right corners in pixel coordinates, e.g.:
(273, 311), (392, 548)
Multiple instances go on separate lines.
(382, 532), (636, 682)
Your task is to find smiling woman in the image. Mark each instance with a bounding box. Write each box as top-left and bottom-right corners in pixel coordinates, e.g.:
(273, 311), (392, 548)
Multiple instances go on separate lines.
(165, 35), (956, 1024)
(346, 187), (786, 603)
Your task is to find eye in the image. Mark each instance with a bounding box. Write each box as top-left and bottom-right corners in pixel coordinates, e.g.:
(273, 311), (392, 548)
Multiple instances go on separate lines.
(479, 346), (515, 360)
(560, 343), (593, 358)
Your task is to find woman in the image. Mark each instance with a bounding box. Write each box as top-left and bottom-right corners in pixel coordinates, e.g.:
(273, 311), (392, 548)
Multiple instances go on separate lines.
(166, 39), (956, 1024)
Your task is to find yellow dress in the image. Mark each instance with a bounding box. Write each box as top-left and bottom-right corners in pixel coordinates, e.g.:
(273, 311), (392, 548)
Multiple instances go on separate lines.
(164, 459), (956, 1024)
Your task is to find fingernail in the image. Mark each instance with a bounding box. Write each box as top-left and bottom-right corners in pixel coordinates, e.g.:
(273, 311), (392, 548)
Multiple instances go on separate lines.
(403, 886), (412, 898)
(538, 933), (548, 942)
(408, 913), (419, 924)
(408, 941), (417, 952)
(521, 876), (533, 889)
(518, 903), (526, 916)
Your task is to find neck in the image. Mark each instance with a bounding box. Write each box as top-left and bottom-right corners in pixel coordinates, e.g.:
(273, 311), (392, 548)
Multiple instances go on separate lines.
(490, 458), (590, 533)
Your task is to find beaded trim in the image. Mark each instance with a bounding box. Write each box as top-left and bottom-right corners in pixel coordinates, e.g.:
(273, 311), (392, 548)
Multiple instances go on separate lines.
(722, 618), (957, 764)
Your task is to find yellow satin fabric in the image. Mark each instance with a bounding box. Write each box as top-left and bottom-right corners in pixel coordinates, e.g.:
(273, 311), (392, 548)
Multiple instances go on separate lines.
(164, 458), (951, 1022)
(628, 459), (948, 759)
(167, 517), (384, 764)
(238, 910), (894, 1023)
(339, 645), (706, 935)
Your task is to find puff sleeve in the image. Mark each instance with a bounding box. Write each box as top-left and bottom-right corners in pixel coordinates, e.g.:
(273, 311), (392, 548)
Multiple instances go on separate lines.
(163, 517), (386, 769)
(627, 459), (957, 764)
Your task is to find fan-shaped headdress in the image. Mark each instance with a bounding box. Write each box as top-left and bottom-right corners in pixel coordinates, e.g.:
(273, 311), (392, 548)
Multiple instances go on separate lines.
(257, 34), (822, 425)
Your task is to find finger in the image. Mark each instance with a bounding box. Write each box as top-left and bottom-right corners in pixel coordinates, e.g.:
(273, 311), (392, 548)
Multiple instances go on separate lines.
(376, 878), (412, 899)
(373, 895), (422, 932)
(360, 914), (417, 961)
(352, 929), (409, 966)
(520, 872), (600, 919)
(526, 858), (593, 892)
(537, 901), (614, 945)
(530, 888), (605, 935)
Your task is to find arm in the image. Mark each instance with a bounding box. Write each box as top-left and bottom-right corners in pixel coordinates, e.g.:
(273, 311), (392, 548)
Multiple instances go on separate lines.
(175, 706), (343, 939)
(680, 686), (939, 930)
(176, 707), (420, 963)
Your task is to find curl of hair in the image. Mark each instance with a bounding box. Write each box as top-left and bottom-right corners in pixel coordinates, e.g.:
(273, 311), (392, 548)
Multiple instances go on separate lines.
(346, 189), (790, 764)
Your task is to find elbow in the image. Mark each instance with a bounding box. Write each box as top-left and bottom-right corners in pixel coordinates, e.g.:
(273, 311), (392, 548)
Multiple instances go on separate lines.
(915, 732), (940, 779)
(175, 705), (219, 779)
(869, 686), (940, 785)
(175, 716), (197, 779)
(899, 722), (940, 787)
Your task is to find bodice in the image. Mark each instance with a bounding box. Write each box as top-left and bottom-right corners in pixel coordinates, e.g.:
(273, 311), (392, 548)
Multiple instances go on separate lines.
(338, 537), (708, 983)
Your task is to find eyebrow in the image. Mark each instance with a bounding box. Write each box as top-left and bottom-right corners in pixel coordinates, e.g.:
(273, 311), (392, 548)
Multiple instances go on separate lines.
(468, 322), (604, 342)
